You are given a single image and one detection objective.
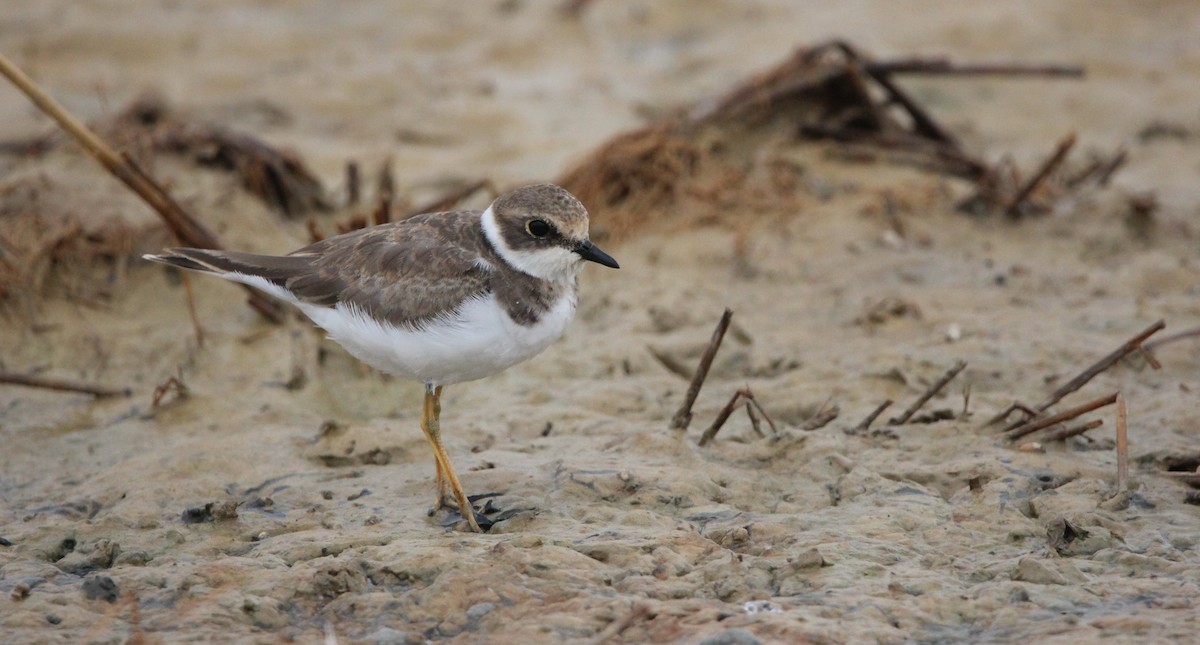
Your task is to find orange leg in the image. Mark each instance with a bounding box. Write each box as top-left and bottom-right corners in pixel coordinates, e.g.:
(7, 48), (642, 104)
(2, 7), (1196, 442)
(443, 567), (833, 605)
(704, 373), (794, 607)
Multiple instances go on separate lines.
(420, 385), (482, 532)
(433, 452), (448, 510)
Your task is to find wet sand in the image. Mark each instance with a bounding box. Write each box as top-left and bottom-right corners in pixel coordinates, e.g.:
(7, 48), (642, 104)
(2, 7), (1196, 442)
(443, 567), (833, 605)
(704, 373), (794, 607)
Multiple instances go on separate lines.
(2, 2), (1199, 643)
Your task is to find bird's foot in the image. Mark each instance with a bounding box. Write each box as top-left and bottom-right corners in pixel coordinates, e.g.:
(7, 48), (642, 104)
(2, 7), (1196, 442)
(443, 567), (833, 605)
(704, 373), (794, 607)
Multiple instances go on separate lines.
(430, 492), (504, 532)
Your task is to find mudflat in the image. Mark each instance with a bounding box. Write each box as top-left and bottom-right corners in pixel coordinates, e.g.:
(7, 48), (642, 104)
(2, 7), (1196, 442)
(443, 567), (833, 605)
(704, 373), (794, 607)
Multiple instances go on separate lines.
(2, 3), (1198, 643)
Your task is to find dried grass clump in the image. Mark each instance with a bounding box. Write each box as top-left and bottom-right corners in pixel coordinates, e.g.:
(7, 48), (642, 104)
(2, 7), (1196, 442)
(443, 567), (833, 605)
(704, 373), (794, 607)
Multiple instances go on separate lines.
(558, 40), (1087, 240)
(0, 178), (162, 317)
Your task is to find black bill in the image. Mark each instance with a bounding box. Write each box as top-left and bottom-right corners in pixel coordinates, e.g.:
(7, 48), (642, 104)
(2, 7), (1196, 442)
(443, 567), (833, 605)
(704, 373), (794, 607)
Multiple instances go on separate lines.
(574, 240), (620, 269)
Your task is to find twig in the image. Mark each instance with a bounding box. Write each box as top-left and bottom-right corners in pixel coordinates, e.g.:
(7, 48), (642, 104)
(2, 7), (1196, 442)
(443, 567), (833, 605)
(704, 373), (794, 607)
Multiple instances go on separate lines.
(1030, 320), (1164, 413)
(841, 58), (888, 132)
(854, 399), (893, 433)
(800, 404), (840, 431)
(696, 386), (779, 446)
(1116, 392), (1129, 493)
(889, 360), (967, 425)
(746, 391), (779, 435)
(983, 401), (1040, 427)
(698, 387), (747, 447)
(670, 308), (733, 431)
(1140, 348), (1163, 371)
(1065, 146), (1127, 189)
(830, 41), (969, 149)
(866, 60), (1085, 78)
(345, 160), (360, 206)
(959, 384), (972, 420)
(0, 54), (217, 248)
(1042, 418), (1103, 442)
(1006, 392), (1118, 441)
(1004, 132), (1076, 217)
(835, 38), (955, 143)
(151, 375), (188, 408)
(372, 194), (392, 226)
(179, 271), (203, 346)
(1143, 324), (1200, 352)
(0, 53), (284, 323)
(1064, 157), (1106, 189)
(377, 156), (395, 201)
(0, 370), (130, 398)
(745, 401), (764, 438)
(1094, 147), (1128, 187)
(861, 56), (959, 145)
(306, 217), (325, 243)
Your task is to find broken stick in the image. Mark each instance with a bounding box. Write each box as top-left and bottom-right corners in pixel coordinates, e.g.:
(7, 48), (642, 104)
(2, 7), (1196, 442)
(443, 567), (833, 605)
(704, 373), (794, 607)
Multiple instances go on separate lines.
(745, 401), (765, 438)
(1006, 392), (1118, 441)
(1042, 418), (1104, 443)
(1030, 320), (1164, 413)
(866, 59), (1085, 78)
(1144, 324), (1200, 352)
(1004, 132), (1077, 217)
(0, 53), (284, 323)
(890, 360), (967, 425)
(746, 391), (778, 436)
(697, 386), (778, 446)
(345, 160), (361, 206)
(698, 387), (748, 447)
(670, 308), (734, 431)
(0, 370), (130, 398)
(982, 401), (1040, 428)
(1116, 392), (1129, 493)
(800, 405), (840, 431)
(854, 399), (893, 433)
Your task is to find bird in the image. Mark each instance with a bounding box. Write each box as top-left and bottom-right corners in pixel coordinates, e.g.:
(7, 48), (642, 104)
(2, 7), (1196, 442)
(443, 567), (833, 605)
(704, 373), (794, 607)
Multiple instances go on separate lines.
(144, 183), (619, 532)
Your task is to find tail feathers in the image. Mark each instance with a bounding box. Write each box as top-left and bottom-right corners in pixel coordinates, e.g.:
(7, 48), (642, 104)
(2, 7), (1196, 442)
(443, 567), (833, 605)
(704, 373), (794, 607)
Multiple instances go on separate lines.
(142, 250), (214, 274)
(144, 248), (314, 288)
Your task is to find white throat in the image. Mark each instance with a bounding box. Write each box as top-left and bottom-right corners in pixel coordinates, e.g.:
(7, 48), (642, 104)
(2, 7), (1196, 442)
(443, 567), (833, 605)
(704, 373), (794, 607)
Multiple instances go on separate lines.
(481, 205), (582, 281)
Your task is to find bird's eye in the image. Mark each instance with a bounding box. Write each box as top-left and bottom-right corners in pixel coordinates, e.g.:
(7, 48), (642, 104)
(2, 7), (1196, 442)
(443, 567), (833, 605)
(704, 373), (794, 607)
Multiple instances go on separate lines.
(526, 219), (551, 238)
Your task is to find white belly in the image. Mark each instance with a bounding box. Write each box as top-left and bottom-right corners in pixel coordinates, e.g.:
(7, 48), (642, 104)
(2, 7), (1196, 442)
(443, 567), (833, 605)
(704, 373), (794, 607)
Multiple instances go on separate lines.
(298, 292), (577, 386)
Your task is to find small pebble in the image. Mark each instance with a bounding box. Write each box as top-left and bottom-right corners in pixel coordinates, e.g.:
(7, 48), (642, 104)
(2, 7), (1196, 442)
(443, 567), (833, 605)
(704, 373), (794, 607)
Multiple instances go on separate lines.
(880, 229), (905, 250)
(467, 602), (496, 621)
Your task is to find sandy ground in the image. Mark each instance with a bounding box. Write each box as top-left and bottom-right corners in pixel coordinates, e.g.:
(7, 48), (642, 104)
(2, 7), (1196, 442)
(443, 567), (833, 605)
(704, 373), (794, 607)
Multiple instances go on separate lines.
(2, 1), (1200, 643)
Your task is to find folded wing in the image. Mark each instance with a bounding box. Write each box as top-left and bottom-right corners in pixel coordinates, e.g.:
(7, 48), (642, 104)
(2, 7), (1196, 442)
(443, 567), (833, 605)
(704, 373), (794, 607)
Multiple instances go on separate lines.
(144, 212), (492, 329)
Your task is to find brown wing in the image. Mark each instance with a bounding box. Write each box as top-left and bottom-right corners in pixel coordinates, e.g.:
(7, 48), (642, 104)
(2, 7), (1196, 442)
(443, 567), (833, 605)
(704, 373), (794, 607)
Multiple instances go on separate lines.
(147, 211), (493, 329)
(284, 211), (492, 328)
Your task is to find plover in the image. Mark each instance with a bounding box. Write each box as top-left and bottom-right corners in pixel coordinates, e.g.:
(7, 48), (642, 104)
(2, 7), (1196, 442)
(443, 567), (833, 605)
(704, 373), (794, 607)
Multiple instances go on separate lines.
(145, 184), (619, 532)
